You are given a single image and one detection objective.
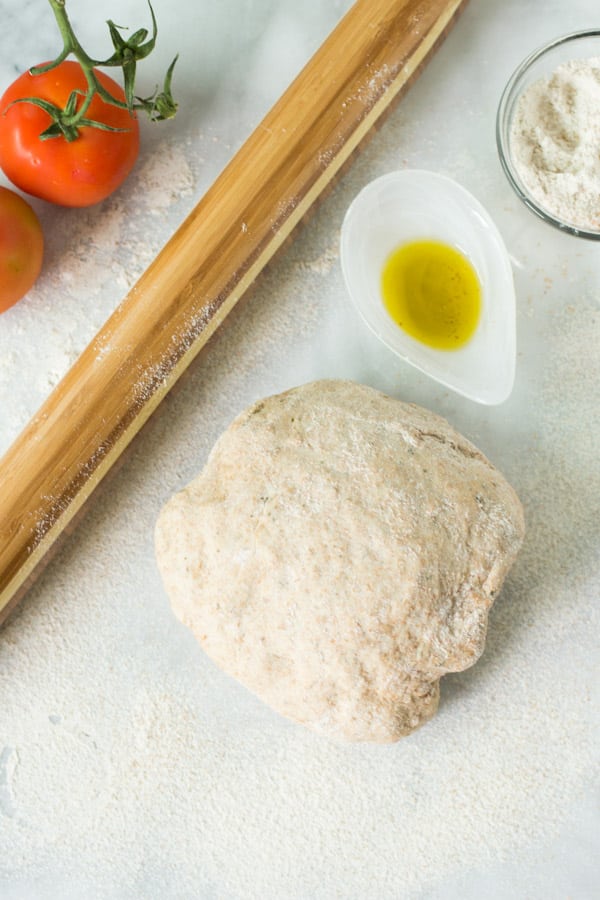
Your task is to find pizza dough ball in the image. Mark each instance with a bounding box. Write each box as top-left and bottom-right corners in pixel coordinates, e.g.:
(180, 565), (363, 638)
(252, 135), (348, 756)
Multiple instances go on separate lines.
(155, 380), (524, 742)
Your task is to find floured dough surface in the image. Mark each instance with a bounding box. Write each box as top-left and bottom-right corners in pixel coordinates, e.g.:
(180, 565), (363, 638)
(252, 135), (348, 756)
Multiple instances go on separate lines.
(155, 380), (525, 742)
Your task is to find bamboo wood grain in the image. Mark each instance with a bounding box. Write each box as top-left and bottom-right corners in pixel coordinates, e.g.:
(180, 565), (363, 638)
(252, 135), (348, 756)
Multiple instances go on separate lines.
(0, 0), (467, 623)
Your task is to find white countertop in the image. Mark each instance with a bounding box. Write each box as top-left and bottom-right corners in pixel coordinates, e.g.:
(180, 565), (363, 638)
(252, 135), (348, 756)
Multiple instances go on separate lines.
(0, 1), (598, 897)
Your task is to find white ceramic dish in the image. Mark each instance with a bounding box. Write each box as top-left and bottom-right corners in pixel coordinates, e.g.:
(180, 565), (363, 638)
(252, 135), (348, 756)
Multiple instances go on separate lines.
(340, 169), (516, 405)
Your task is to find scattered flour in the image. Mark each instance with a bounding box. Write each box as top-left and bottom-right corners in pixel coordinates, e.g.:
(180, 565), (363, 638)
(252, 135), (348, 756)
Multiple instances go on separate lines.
(0, 7), (598, 897)
(509, 56), (600, 230)
(0, 541), (596, 898)
(0, 136), (198, 458)
(133, 140), (195, 211)
(294, 237), (340, 275)
(0, 290), (598, 897)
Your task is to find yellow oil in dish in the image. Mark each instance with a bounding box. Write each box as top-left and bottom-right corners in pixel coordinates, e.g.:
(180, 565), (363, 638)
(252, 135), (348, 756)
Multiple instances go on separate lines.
(381, 239), (482, 350)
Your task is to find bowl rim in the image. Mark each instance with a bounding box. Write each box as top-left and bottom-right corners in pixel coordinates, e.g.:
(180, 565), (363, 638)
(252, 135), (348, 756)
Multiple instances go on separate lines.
(496, 27), (600, 241)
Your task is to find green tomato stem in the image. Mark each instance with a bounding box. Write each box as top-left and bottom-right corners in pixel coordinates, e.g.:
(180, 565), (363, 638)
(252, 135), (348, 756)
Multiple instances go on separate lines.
(22, 0), (177, 140)
(44, 0), (129, 127)
(47, 0), (96, 70)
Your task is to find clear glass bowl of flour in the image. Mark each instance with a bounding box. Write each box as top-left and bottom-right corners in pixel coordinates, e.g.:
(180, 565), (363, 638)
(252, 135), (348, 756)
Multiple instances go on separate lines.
(497, 29), (600, 240)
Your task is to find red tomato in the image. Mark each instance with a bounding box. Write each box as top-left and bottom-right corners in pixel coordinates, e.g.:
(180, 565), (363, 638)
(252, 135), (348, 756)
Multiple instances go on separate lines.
(0, 61), (140, 207)
(0, 186), (44, 313)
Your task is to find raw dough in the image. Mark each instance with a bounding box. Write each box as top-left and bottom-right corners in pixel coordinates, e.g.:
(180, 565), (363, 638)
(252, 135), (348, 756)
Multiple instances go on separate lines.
(155, 380), (525, 742)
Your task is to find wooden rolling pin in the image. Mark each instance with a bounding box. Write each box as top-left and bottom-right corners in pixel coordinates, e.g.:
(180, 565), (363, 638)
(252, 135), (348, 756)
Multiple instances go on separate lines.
(0, 0), (467, 623)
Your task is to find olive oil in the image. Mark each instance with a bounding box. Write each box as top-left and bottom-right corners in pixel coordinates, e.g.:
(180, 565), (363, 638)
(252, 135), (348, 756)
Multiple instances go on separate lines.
(381, 239), (481, 350)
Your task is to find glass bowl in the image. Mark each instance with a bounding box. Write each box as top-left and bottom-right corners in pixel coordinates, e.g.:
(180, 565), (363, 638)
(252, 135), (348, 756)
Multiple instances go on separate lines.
(496, 29), (600, 240)
(340, 170), (516, 406)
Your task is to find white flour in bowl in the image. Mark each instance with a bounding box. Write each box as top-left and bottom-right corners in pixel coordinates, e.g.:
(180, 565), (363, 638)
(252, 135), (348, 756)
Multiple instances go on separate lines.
(509, 56), (600, 230)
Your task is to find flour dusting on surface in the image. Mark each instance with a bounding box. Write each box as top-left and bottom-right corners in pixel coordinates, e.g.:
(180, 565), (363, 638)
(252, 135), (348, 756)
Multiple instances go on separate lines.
(0, 276), (598, 897)
(0, 0), (598, 895)
(133, 140), (195, 211)
(0, 136), (198, 457)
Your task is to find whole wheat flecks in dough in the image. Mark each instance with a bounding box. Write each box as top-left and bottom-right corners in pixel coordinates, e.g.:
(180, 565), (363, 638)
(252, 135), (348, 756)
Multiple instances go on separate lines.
(155, 380), (525, 743)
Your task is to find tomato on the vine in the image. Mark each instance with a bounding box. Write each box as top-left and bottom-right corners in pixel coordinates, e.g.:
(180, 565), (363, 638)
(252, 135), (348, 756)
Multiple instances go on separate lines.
(0, 186), (44, 313)
(0, 61), (140, 208)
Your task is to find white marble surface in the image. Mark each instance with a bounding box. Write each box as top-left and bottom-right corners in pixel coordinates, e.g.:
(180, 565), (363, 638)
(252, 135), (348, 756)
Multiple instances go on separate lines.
(0, 1), (598, 897)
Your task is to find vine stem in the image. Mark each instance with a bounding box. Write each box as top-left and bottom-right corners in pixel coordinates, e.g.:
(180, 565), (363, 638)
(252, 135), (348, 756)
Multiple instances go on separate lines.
(47, 0), (96, 69)
(17, 0), (177, 140)
(33, 0), (128, 126)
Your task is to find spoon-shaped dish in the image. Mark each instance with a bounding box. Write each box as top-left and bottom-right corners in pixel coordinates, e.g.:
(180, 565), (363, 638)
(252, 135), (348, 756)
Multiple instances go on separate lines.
(340, 170), (516, 405)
